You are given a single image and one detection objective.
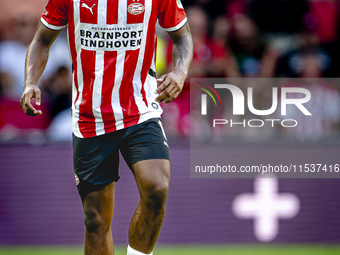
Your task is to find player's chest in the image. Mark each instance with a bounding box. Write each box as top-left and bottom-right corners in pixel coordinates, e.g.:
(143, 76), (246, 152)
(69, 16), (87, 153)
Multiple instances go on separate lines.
(72, 0), (157, 52)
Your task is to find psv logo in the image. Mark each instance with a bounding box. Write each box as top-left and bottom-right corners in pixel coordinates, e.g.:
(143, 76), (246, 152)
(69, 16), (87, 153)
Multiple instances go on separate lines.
(128, 3), (145, 15)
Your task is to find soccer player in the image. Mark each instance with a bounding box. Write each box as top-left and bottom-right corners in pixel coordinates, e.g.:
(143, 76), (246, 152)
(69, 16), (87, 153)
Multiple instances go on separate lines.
(20, 0), (193, 254)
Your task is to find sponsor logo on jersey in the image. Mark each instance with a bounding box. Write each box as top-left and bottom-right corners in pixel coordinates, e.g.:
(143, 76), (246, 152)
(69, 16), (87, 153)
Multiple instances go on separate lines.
(152, 102), (159, 110)
(79, 24), (144, 51)
(128, 3), (145, 15)
(81, 3), (96, 15)
(74, 173), (80, 185)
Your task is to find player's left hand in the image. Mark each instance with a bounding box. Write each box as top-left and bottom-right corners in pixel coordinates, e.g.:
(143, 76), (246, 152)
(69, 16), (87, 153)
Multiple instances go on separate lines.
(155, 69), (187, 104)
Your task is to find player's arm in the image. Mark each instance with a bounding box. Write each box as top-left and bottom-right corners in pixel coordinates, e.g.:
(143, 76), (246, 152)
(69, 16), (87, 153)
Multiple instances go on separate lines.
(155, 23), (193, 104)
(20, 23), (62, 116)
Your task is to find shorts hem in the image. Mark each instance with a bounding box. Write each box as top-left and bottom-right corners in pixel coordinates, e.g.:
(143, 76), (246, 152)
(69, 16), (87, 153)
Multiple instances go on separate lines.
(77, 176), (120, 196)
(128, 156), (171, 169)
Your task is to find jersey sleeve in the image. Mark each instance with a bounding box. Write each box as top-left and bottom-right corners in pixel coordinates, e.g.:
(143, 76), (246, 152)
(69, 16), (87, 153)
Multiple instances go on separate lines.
(41, 0), (69, 31)
(158, 0), (187, 32)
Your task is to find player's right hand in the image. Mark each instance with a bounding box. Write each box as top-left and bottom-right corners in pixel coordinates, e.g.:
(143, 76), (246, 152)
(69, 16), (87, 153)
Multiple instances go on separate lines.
(20, 85), (42, 116)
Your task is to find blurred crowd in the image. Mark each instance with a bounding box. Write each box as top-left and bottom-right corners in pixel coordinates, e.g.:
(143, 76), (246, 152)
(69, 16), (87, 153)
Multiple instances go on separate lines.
(1, 0), (340, 142)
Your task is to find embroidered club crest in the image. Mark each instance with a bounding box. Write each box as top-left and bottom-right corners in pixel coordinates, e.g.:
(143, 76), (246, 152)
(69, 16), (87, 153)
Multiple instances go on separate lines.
(128, 3), (145, 15)
(152, 102), (159, 110)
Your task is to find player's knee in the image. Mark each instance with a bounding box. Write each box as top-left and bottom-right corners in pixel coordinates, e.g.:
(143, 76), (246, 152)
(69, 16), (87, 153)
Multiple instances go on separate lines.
(144, 179), (169, 212)
(84, 209), (110, 234)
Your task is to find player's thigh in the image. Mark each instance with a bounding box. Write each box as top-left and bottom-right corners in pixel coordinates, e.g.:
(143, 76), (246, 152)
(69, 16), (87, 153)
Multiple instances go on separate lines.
(81, 182), (115, 231)
(120, 118), (170, 168)
(120, 118), (171, 202)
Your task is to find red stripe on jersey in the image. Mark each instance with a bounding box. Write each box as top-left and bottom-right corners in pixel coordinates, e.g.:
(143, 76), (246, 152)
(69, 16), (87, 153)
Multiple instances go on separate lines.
(127, 0), (145, 24)
(120, 50), (141, 127)
(106, 0), (119, 24)
(80, 0), (98, 24)
(68, 3), (79, 106)
(78, 49), (97, 137)
(101, 51), (117, 132)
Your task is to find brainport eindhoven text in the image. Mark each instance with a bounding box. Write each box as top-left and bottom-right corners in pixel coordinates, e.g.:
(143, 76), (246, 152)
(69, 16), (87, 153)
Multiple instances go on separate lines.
(80, 29), (143, 49)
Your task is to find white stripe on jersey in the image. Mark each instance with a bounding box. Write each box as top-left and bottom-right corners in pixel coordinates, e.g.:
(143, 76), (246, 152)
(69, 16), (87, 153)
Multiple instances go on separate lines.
(132, 0), (152, 116)
(111, 0), (128, 130)
(141, 38), (159, 117)
(73, 0), (84, 138)
(92, 0), (107, 136)
(93, 49), (105, 135)
(138, 73), (163, 124)
(112, 50), (126, 131)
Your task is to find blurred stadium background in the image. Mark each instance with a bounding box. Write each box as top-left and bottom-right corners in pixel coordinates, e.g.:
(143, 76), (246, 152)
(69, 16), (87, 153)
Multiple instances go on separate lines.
(1, 0), (340, 254)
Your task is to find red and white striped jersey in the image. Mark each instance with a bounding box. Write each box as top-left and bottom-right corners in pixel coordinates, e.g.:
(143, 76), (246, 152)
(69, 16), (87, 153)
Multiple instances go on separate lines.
(41, 0), (187, 138)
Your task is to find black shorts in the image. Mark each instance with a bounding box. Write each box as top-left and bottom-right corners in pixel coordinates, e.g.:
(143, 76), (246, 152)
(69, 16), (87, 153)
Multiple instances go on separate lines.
(73, 118), (170, 196)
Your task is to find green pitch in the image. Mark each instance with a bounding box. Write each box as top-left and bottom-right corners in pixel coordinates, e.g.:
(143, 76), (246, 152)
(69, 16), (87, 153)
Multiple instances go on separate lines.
(0, 245), (340, 255)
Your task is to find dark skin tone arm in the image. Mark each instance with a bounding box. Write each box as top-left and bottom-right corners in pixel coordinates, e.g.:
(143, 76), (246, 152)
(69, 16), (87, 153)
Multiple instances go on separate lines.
(155, 23), (193, 104)
(20, 23), (61, 116)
